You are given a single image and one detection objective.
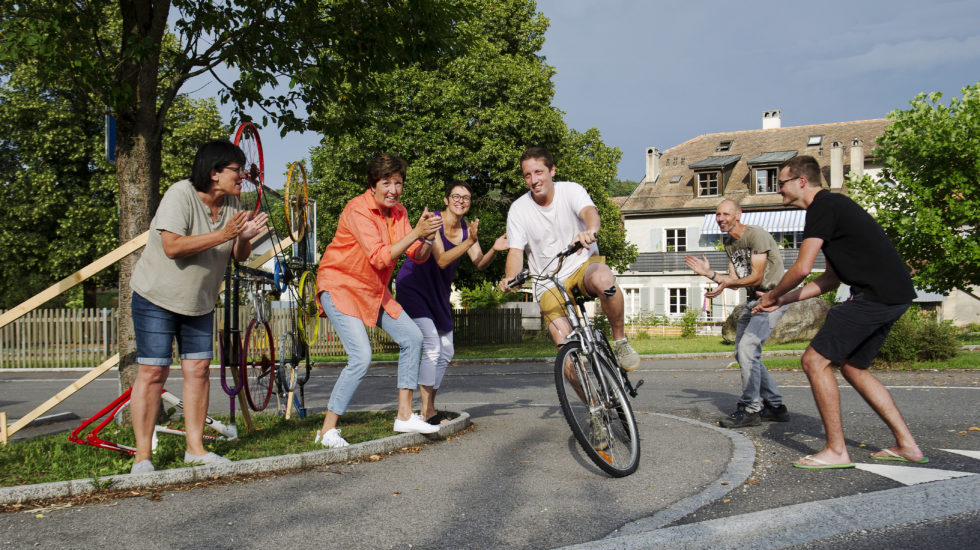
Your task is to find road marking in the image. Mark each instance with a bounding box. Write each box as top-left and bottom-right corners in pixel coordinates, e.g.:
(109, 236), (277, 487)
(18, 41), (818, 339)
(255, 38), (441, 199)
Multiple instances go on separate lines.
(855, 463), (975, 485)
(940, 449), (980, 460)
(780, 385), (980, 390)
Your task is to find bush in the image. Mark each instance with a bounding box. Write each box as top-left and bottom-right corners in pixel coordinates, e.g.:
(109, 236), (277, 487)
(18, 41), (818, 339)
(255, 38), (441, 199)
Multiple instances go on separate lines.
(678, 309), (700, 338)
(459, 281), (507, 309)
(877, 306), (959, 364)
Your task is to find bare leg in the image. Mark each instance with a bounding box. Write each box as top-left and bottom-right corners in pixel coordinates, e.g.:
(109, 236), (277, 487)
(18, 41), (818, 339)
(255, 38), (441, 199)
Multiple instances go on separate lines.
(419, 385), (438, 421)
(319, 410), (340, 437)
(841, 363), (925, 462)
(180, 358), (212, 457)
(796, 346), (852, 466)
(131, 364), (169, 463)
(397, 388), (415, 421)
(584, 263), (625, 341)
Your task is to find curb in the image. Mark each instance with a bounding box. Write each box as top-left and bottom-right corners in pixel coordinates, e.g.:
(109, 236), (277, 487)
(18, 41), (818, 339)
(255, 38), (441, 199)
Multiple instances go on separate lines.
(0, 412), (471, 506)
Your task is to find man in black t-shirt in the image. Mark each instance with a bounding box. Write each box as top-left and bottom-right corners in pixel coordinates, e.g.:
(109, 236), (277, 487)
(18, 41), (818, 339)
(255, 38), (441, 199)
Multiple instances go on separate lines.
(755, 155), (927, 469)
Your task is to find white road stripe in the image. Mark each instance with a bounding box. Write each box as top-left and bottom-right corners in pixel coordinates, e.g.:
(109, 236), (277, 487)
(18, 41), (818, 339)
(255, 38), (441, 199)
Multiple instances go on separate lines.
(855, 463), (976, 485)
(940, 449), (980, 460)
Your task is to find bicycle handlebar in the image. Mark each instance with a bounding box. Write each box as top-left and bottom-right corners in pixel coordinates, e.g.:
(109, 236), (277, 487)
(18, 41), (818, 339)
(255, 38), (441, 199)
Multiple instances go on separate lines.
(506, 242), (586, 290)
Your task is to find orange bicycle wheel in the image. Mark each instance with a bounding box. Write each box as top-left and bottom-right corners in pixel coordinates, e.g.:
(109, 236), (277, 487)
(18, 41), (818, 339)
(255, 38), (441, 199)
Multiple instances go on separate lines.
(284, 161), (308, 242)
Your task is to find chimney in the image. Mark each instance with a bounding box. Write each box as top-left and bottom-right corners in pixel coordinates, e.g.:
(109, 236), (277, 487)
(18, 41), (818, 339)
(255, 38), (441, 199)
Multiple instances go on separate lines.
(831, 141), (844, 188)
(645, 147), (661, 183)
(762, 110), (782, 129)
(850, 139), (864, 176)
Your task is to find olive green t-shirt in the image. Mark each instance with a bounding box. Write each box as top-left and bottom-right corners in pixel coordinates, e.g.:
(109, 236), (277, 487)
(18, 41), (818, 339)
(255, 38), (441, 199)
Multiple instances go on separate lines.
(131, 179), (240, 316)
(723, 224), (785, 299)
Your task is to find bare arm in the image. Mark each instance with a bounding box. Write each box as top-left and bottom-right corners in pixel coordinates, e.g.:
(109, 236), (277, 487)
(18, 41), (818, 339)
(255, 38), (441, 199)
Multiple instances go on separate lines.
(572, 205), (601, 250)
(754, 237), (825, 311)
(161, 211), (268, 262)
(499, 247), (524, 292)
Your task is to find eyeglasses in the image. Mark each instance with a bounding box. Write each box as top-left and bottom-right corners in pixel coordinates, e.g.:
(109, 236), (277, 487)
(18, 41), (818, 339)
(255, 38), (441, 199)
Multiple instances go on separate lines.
(777, 176), (801, 189)
(223, 165), (246, 175)
(450, 194), (472, 203)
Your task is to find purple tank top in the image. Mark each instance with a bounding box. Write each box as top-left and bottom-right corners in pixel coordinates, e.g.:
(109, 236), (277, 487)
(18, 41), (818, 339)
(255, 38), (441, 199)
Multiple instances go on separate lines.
(395, 212), (467, 332)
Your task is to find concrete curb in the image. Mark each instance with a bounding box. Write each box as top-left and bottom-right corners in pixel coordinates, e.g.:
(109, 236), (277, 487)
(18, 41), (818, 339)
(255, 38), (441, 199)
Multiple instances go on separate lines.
(559, 474), (980, 549)
(0, 412), (471, 506)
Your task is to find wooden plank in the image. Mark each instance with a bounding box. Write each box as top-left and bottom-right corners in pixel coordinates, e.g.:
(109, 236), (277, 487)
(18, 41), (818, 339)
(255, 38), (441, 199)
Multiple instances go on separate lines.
(0, 232), (149, 329)
(3, 353), (120, 442)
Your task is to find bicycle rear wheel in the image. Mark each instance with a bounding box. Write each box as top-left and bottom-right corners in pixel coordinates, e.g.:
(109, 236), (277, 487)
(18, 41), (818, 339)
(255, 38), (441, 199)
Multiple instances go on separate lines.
(297, 270), (320, 345)
(232, 121), (264, 216)
(243, 318), (276, 411)
(555, 341), (640, 477)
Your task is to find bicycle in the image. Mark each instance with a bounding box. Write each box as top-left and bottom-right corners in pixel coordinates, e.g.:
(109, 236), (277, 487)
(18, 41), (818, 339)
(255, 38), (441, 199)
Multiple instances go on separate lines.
(508, 243), (644, 477)
(70, 387), (237, 455)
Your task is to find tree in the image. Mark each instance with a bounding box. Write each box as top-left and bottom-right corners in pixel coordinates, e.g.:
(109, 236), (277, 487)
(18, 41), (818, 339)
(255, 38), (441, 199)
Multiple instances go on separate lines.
(607, 178), (639, 197)
(1, 0), (463, 386)
(307, 0), (636, 290)
(849, 82), (980, 301)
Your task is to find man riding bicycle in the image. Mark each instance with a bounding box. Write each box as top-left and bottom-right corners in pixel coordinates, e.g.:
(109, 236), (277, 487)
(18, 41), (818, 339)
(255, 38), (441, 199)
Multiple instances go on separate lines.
(499, 147), (640, 371)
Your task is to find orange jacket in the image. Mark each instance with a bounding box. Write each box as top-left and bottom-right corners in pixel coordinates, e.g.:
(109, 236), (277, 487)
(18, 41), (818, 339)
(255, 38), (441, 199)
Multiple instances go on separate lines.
(317, 190), (423, 326)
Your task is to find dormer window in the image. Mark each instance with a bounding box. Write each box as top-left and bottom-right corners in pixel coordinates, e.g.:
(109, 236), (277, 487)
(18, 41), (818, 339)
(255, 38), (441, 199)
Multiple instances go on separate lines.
(698, 172), (719, 196)
(716, 140), (733, 152)
(669, 175), (682, 184)
(807, 135), (823, 146)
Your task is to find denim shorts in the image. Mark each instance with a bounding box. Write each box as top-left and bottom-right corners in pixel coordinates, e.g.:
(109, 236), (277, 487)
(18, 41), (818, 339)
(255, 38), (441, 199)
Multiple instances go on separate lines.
(132, 292), (214, 366)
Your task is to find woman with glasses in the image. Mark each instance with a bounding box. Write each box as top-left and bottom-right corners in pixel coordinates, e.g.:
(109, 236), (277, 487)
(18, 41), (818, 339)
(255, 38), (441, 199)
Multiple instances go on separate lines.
(128, 140), (269, 474)
(313, 153), (444, 448)
(395, 181), (507, 425)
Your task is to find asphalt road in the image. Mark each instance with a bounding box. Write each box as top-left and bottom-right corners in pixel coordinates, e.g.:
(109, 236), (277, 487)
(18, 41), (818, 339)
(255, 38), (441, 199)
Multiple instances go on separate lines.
(1, 356), (978, 548)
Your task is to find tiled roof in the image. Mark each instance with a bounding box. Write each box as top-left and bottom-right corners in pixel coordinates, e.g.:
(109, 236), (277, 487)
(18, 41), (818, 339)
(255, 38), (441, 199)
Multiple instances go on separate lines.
(621, 118), (890, 214)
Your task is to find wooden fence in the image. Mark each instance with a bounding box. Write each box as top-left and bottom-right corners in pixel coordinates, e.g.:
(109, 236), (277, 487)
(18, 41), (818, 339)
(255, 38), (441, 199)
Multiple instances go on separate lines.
(0, 306), (522, 368)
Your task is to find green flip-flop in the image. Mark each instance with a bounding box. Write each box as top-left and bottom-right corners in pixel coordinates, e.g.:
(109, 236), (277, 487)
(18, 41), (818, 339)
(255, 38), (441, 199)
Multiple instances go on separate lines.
(793, 455), (856, 469)
(871, 449), (929, 464)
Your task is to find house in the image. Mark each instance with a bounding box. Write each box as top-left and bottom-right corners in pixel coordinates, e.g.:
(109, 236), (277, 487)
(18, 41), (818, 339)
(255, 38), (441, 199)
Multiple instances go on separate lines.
(616, 112), (890, 324)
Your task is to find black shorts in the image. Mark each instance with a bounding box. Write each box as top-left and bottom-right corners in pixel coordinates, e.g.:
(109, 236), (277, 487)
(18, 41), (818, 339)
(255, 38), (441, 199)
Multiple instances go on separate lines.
(810, 295), (910, 369)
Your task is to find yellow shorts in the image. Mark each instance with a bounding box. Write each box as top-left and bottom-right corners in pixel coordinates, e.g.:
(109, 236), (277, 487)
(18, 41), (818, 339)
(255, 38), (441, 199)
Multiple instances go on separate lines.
(538, 256), (605, 327)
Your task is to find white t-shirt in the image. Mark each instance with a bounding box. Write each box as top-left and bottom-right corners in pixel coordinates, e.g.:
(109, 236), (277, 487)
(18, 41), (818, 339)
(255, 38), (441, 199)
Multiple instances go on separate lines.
(506, 181), (599, 299)
(131, 179), (239, 316)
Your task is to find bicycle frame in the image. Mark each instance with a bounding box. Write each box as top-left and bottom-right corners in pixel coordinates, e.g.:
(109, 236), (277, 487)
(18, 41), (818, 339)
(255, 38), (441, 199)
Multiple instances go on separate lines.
(69, 388), (237, 456)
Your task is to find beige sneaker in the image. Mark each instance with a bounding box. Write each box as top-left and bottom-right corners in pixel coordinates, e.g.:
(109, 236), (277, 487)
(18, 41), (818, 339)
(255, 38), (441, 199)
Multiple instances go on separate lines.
(613, 339), (641, 371)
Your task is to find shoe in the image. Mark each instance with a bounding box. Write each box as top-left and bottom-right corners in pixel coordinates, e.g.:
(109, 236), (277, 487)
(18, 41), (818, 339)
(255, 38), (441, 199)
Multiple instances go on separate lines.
(183, 451), (231, 466)
(130, 459), (155, 475)
(590, 415), (609, 451)
(719, 405), (761, 428)
(394, 414), (440, 434)
(315, 428), (350, 448)
(760, 403), (790, 422)
(424, 411), (450, 425)
(613, 339), (641, 372)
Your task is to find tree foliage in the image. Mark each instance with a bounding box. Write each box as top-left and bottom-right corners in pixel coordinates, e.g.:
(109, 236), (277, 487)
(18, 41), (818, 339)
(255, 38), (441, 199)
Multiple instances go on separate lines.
(307, 0), (635, 290)
(849, 82), (980, 300)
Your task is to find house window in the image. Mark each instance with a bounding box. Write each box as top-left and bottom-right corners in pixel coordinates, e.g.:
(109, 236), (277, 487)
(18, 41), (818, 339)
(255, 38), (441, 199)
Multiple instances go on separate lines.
(669, 175), (682, 184)
(667, 287), (688, 314)
(776, 231), (803, 249)
(665, 228), (687, 252)
(807, 135), (823, 146)
(716, 140), (733, 152)
(698, 172), (719, 196)
(755, 167), (778, 193)
(623, 287), (641, 321)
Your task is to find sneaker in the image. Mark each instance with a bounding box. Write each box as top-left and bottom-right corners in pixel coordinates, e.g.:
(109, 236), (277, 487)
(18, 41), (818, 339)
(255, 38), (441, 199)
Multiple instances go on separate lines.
(183, 451), (231, 466)
(393, 414), (440, 434)
(315, 428), (350, 448)
(719, 405), (761, 428)
(590, 415), (609, 451)
(613, 339), (641, 372)
(130, 459), (155, 475)
(760, 403), (790, 422)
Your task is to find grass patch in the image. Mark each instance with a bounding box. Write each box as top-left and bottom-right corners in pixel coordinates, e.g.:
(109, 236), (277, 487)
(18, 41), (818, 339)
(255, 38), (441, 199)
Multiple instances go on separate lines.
(742, 351), (980, 371)
(0, 411), (407, 489)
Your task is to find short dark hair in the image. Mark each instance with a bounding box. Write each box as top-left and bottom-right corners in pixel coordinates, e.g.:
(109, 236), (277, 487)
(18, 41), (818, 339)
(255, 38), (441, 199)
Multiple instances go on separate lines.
(444, 180), (472, 199)
(365, 153), (408, 190)
(520, 146), (554, 170)
(780, 155), (822, 187)
(191, 140), (247, 192)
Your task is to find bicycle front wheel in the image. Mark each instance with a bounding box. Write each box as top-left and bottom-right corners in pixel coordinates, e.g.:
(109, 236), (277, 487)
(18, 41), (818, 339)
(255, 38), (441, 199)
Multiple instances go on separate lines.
(555, 341), (640, 477)
(243, 318), (276, 411)
(297, 270), (320, 345)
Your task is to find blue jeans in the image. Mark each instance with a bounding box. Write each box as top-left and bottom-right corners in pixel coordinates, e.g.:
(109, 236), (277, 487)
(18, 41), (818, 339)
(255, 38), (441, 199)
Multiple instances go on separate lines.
(319, 291), (423, 415)
(131, 292), (213, 366)
(734, 300), (787, 413)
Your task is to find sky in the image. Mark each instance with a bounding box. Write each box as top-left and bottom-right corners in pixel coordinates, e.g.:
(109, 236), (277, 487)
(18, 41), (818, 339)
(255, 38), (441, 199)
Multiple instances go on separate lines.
(211, 0), (980, 186)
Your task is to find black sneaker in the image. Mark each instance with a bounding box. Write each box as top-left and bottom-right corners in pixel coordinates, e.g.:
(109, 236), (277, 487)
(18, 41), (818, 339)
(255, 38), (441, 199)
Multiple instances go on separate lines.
(719, 406), (761, 428)
(760, 403), (790, 422)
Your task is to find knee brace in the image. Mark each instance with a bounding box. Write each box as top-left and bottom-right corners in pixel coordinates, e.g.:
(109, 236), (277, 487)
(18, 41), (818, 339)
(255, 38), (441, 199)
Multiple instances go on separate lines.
(603, 286), (617, 297)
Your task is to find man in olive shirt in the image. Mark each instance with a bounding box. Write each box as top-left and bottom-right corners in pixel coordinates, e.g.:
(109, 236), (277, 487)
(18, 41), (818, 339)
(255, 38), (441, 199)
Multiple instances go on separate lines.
(686, 199), (789, 428)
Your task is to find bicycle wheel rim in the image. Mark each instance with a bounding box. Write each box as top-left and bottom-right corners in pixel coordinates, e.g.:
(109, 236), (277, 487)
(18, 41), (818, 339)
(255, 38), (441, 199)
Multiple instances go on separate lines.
(297, 270), (320, 345)
(555, 342), (640, 477)
(243, 319), (275, 411)
(233, 122), (264, 217)
(284, 162), (308, 242)
(276, 331), (299, 392)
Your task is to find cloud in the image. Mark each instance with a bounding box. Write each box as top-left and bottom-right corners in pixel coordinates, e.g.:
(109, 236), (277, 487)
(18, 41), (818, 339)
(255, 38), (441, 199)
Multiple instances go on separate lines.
(808, 35), (980, 77)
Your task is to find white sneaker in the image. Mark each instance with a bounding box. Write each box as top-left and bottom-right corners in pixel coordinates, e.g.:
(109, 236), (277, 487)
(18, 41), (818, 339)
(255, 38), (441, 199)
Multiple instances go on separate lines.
(614, 339), (641, 372)
(183, 451), (231, 466)
(130, 459), (155, 475)
(316, 428), (350, 448)
(393, 414), (440, 434)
